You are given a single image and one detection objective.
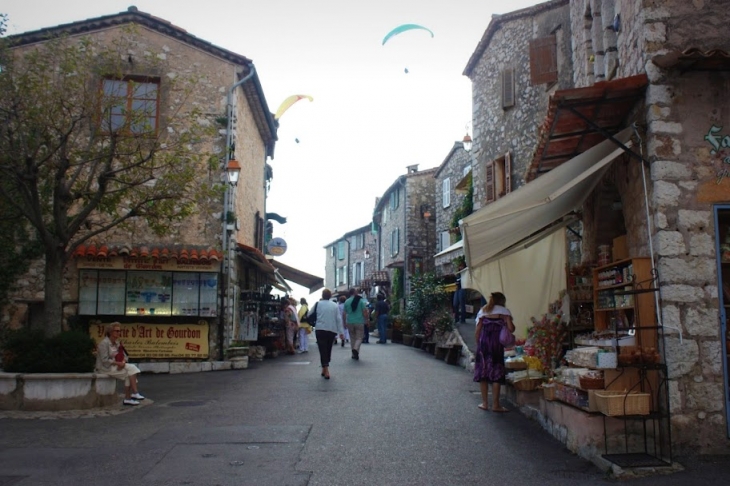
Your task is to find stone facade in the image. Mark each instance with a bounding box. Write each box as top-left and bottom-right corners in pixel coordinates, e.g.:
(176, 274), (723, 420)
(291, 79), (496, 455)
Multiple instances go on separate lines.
(465, 1), (573, 210)
(2, 9), (275, 363)
(433, 142), (472, 276)
(570, 0), (730, 454)
(323, 224), (377, 296)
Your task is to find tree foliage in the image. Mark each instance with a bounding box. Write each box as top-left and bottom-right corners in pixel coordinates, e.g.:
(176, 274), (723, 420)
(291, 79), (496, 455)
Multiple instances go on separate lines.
(0, 25), (222, 333)
(405, 272), (448, 336)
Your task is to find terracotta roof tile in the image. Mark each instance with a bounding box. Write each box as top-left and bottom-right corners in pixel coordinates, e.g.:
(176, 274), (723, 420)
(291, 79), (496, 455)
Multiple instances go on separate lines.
(73, 244), (222, 263)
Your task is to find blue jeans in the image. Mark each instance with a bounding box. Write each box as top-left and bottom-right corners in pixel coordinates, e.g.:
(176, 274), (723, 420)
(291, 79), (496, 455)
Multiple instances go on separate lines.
(377, 314), (389, 343)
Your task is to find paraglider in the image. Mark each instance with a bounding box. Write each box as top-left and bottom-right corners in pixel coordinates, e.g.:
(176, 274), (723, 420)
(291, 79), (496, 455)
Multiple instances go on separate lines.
(381, 23), (434, 46)
(274, 95), (313, 120)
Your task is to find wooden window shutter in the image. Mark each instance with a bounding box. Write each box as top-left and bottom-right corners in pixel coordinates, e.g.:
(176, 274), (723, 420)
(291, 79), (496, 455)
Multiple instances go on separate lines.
(485, 162), (495, 203)
(504, 152), (512, 195)
(501, 68), (515, 108)
(529, 35), (558, 85)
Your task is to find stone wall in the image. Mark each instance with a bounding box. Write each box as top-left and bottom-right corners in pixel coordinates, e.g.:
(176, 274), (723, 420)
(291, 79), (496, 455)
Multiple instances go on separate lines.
(572, 0), (730, 453)
(468, 4), (572, 210)
(434, 144), (471, 276)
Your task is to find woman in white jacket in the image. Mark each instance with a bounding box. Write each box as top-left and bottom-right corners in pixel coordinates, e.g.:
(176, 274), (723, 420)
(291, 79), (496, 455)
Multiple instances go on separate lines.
(308, 288), (344, 379)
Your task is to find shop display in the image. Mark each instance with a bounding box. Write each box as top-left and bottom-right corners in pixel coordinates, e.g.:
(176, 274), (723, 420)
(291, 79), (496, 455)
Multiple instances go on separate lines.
(240, 291), (287, 356)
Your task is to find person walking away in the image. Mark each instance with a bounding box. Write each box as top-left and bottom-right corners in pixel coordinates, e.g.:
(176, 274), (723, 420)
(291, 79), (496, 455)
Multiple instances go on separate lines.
(374, 293), (390, 344)
(343, 288), (369, 360)
(281, 298), (298, 355)
(308, 288), (344, 379)
(473, 292), (514, 412)
(95, 322), (146, 406)
(453, 277), (467, 324)
(337, 295), (350, 347)
(297, 297), (312, 353)
(363, 298), (374, 343)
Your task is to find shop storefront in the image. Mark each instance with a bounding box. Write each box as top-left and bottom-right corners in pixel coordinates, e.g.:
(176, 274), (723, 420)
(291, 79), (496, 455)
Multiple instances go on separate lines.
(74, 245), (223, 360)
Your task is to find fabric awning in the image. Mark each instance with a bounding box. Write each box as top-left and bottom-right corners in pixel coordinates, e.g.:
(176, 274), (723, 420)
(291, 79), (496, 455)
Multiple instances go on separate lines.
(268, 259), (324, 294)
(434, 239), (464, 267)
(461, 127), (633, 271)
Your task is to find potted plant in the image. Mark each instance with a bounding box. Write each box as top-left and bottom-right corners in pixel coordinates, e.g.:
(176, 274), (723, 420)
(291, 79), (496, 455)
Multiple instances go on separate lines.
(390, 316), (403, 344)
(225, 340), (249, 360)
(401, 318), (414, 346)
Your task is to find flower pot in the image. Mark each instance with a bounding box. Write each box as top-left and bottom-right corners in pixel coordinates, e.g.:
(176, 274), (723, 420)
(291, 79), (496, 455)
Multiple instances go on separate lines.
(225, 346), (249, 360)
(412, 334), (424, 348)
(391, 330), (403, 343)
(386, 329), (393, 341)
(402, 334), (414, 346)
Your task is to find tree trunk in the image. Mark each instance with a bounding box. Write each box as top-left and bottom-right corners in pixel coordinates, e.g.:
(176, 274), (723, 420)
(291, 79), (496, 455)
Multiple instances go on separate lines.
(43, 247), (67, 335)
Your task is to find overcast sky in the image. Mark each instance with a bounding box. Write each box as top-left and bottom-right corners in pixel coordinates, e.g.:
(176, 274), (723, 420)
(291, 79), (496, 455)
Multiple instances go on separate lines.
(4, 0), (543, 300)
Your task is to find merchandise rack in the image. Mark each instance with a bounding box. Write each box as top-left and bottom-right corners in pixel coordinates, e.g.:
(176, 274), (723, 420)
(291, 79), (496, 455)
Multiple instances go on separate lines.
(591, 259), (673, 468)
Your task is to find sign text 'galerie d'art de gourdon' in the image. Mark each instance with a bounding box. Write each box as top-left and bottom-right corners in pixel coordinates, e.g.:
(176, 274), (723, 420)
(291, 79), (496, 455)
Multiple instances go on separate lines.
(90, 323), (210, 359)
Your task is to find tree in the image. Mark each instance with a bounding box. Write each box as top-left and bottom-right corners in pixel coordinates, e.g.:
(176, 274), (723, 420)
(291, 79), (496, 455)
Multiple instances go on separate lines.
(0, 25), (221, 334)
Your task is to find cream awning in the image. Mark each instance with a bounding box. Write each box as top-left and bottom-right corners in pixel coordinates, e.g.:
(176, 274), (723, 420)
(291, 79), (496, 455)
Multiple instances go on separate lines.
(461, 127), (633, 270)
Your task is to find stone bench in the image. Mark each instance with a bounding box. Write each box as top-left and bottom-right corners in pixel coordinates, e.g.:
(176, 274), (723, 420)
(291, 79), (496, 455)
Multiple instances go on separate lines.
(0, 372), (119, 411)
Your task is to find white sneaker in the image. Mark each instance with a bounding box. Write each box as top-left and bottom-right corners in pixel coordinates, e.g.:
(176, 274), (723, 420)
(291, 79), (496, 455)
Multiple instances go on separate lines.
(123, 399), (140, 406)
(130, 393), (145, 400)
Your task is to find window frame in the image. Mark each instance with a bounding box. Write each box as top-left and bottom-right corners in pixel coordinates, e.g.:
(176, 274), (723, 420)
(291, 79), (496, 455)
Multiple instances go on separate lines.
(101, 76), (161, 135)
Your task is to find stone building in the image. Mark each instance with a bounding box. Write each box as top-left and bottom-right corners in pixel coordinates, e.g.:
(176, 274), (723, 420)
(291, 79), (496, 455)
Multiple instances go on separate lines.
(2, 7), (280, 364)
(458, 0), (730, 466)
(433, 141), (472, 277)
(463, 0), (573, 212)
(372, 165), (437, 304)
(323, 224), (378, 297)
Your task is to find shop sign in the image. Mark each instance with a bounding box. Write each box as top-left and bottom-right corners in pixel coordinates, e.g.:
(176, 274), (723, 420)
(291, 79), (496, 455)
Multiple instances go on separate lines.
(267, 237), (287, 256)
(90, 322), (210, 359)
(77, 256), (220, 272)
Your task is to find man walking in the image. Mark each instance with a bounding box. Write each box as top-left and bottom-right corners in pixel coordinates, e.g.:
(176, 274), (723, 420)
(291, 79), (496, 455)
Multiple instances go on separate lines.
(343, 288), (369, 360)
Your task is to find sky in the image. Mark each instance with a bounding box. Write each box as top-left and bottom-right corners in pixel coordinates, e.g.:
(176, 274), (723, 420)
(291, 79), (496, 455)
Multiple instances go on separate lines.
(4, 0), (543, 301)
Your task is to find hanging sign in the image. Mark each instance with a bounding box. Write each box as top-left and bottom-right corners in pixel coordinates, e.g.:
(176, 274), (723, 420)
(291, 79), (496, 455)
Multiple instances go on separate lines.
(267, 237), (288, 256)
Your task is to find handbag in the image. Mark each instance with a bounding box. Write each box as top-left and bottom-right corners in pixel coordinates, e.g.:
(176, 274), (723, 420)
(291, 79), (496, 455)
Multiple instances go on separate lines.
(306, 302), (318, 327)
(499, 324), (516, 348)
(114, 342), (127, 362)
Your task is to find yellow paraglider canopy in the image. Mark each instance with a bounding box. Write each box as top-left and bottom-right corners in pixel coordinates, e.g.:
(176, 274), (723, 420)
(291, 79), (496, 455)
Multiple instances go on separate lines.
(274, 95), (314, 119)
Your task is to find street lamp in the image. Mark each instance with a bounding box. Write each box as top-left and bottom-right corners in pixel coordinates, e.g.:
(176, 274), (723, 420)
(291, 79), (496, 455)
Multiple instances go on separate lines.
(227, 159), (241, 186)
(462, 133), (473, 152)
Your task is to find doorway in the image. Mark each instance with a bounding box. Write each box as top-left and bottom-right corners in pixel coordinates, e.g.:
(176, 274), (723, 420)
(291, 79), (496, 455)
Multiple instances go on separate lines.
(713, 205), (730, 438)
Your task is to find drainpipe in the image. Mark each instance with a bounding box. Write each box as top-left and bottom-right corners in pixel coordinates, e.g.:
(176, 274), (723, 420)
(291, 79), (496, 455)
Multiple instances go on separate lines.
(220, 63), (256, 359)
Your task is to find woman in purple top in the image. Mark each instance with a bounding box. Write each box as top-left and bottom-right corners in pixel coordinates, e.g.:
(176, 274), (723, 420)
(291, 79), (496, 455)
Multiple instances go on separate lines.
(473, 292), (515, 413)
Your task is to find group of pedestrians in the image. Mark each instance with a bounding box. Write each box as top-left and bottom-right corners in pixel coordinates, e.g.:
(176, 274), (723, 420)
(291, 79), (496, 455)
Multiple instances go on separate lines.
(305, 287), (390, 379)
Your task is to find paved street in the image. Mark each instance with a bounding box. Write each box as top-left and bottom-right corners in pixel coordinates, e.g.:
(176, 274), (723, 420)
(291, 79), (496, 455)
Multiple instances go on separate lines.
(1, 337), (728, 486)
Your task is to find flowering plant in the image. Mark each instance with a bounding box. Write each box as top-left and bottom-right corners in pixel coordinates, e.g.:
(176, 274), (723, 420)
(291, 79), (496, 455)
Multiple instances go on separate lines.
(526, 309), (567, 377)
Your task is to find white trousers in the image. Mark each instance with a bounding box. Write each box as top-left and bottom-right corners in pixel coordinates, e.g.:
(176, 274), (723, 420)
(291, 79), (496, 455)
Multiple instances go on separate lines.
(298, 328), (309, 351)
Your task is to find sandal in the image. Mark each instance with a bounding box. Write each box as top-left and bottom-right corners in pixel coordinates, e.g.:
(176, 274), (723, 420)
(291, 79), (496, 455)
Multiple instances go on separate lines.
(477, 404), (488, 411)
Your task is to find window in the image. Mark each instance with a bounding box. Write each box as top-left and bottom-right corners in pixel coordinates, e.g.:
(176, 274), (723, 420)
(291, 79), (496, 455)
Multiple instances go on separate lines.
(439, 231), (451, 252)
(352, 262), (363, 285)
(78, 270), (217, 317)
(102, 77), (160, 134)
(337, 266), (347, 286)
(501, 68), (515, 109)
(486, 152), (512, 203)
(337, 241), (346, 260)
(442, 178), (451, 208)
(383, 206), (388, 225)
(529, 35), (558, 85)
(353, 233), (364, 250)
(390, 187), (401, 210)
(330, 246), (335, 257)
(390, 228), (400, 257)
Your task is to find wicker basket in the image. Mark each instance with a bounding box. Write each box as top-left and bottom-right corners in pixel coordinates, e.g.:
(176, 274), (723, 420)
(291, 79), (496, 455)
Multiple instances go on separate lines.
(579, 375), (605, 390)
(542, 384), (557, 401)
(594, 390), (650, 416)
(505, 361), (528, 370)
(512, 378), (543, 391)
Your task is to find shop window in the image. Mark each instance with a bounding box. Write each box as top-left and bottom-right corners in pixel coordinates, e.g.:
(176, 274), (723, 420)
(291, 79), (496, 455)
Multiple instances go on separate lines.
(485, 152), (512, 203)
(78, 270), (217, 317)
(529, 35), (558, 85)
(101, 77), (160, 134)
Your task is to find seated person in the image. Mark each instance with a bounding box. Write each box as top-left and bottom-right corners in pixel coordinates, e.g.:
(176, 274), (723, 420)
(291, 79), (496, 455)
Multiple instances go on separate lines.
(95, 322), (146, 406)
